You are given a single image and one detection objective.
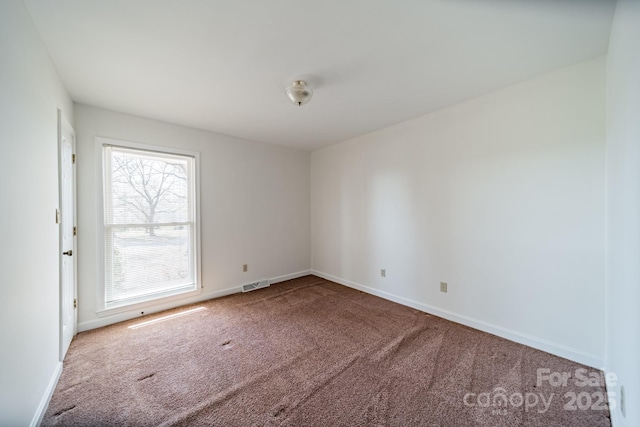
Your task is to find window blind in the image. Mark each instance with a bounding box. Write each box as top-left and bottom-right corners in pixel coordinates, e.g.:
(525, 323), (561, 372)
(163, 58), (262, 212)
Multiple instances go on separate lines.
(103, 145), (197, 307)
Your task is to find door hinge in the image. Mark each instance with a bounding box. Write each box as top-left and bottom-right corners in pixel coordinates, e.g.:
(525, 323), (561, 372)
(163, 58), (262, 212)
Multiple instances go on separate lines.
(73, 226), (77, 236)
(74, 298), (77, 309)
(72, 153), (76, 164)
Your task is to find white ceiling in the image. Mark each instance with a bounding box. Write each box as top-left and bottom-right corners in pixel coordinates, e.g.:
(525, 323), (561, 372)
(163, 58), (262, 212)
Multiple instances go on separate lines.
(24, 0), (615, 151)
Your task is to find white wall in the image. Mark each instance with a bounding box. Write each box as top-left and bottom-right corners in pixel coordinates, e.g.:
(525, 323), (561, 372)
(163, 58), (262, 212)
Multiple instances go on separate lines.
(311, 57), (606, 367)
(0, 1), (74, 425)
(74, 104), (310, 330)
(605, 1), (640, 425)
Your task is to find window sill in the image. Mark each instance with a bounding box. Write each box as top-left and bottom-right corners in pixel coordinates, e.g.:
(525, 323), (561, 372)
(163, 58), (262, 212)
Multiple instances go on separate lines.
(96, 287), (202, 318)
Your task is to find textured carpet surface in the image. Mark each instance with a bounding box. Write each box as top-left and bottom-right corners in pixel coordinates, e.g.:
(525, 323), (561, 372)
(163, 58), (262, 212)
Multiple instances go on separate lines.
(44, 276), (611, 426)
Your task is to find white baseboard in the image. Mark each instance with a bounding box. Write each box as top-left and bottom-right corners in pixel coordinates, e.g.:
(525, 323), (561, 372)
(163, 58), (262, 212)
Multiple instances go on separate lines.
(30, 362), (62, 427)
(78, 270), (313, 332)
(604, 357), (621, 427)
(270, 270), (312, 284)
(311, 270), (603, 369)
(610, 407), (620, 427)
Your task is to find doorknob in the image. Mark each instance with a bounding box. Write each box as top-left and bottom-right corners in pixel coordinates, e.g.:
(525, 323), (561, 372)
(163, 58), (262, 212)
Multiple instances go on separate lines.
(63, 250), (73, 256)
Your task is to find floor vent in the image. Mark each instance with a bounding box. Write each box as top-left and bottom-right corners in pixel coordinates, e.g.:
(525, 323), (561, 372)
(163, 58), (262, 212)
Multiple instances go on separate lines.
(242, 279), (270, 293)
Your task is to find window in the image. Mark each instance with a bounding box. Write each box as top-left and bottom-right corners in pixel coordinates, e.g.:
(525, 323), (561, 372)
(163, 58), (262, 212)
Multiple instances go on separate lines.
(99, 138), (200, 311)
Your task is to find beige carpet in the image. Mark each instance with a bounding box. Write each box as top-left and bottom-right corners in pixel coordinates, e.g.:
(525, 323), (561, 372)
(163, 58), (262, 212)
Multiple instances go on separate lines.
(44, 275), (611, 426)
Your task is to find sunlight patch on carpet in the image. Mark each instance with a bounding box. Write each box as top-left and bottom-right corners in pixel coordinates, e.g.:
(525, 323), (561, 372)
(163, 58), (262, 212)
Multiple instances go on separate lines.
(128, 306), (207, 329)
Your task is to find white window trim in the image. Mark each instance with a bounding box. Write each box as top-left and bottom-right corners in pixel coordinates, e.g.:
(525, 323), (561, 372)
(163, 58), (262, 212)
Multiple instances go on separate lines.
(95, 136), (202, 316)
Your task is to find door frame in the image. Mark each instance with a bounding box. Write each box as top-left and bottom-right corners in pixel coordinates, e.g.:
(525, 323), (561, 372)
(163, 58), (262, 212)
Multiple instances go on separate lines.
(58, 109), (77, 361)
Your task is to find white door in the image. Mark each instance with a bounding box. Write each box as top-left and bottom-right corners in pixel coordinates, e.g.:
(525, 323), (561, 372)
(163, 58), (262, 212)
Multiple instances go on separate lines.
(59, 111), (77, 360)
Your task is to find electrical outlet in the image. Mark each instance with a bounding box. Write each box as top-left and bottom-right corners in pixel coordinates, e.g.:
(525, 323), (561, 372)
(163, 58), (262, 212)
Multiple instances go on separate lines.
(621, 385), (625, 417)
(381, 269), (386, 278)
(243, 264), (248, 272)
(440, 282), (448, 293)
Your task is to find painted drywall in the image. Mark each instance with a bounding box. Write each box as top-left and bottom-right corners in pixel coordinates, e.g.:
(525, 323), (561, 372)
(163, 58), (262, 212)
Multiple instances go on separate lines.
(605, 1), (640, 425)
(0, 1), (74, 425)
(311, 57), (606, 367)
(74, 104), (311, 330)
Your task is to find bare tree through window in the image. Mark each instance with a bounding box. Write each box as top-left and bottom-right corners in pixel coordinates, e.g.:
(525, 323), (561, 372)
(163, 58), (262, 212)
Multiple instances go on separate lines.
(111, 154), (188, 236)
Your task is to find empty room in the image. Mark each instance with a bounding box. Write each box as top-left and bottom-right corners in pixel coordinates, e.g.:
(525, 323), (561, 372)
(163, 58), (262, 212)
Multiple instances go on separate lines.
(1, 0), (638, 426)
